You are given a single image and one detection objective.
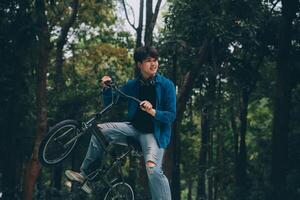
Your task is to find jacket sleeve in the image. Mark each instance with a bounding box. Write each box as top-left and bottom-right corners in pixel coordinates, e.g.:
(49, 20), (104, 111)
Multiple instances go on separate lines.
(154, 81), (176, 124)
(102, 87), (112, 107)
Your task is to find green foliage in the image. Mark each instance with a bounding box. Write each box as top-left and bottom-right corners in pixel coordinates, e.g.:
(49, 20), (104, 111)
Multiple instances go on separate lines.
(1, 0), (299, 199)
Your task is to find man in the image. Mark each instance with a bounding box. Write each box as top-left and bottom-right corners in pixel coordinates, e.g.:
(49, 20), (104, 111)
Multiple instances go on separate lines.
(65, 46), (176, 200)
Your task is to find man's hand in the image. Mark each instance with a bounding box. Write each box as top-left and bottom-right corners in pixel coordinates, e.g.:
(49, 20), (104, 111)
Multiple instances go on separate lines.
(140, 101), (156, 117)
(101, 75), (112, 88)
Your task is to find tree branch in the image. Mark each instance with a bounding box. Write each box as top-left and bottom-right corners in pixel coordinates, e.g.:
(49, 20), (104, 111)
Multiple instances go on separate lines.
(55, 0), (79, 90)
(270, 0), (280, 13)
(121, 0), (137, 30)
(151, 0), (162, 29)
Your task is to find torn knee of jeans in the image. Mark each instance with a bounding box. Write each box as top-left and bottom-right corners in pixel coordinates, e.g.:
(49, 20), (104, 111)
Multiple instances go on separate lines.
(146, 161), (160, 176)
(146, 160), (157, 170)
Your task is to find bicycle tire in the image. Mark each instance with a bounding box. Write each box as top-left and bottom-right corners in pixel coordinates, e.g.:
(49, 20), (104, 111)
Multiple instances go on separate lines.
(38, 119), (81, 167)
(104, 182), (134, 200)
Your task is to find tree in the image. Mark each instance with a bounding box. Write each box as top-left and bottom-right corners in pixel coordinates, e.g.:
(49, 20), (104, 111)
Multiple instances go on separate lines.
(0, 0), (37, 198)
(22, 0), (50, 199)
(271, 0), (298, 200)
(121, 0), (163, 47)
(121, 0), (144, 48)
(54, 0), (79, 91)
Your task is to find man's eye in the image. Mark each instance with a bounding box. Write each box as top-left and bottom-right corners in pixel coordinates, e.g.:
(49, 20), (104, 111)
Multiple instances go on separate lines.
(143, 58), (157, 63)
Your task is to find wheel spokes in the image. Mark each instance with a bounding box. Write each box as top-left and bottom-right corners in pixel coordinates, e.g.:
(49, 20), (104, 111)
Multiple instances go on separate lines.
(44, 125), (78, 163)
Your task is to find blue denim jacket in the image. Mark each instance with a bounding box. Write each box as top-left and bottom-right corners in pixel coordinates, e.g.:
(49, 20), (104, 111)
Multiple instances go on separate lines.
(103, 74), (176, 148)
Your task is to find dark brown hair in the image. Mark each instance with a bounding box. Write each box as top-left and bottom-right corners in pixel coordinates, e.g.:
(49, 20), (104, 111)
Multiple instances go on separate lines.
(133, 46), (158, 63)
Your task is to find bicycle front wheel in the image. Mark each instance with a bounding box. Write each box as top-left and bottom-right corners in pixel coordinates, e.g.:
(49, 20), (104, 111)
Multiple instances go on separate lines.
(38, 120), (81, 166)
(104, 182), (134, 200)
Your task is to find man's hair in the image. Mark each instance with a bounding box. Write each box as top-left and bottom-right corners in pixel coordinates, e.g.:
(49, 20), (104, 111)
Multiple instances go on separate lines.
(133, 46), (158, 63)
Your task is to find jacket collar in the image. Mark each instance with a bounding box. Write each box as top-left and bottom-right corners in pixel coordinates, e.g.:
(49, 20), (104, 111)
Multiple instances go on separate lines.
(135, 73), (163, 85)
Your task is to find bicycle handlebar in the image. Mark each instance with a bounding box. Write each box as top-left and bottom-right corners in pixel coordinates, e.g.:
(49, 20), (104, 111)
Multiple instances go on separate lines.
(85, 81), (142, 126)
(106, 81), (142, 104)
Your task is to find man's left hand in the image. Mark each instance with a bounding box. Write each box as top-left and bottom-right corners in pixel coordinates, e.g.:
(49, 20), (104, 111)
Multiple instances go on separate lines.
(140, 101), (156, 117)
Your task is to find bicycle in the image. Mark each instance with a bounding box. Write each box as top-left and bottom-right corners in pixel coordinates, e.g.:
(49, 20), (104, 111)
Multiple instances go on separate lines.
(38, 81), (143, 200)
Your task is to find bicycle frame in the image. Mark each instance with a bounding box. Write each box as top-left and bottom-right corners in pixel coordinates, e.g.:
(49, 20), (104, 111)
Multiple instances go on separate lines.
(64, 82), (141, 150)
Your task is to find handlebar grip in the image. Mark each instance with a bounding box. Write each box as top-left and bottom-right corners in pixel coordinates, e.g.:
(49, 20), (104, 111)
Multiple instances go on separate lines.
(103, 80), (114, 88)
(103, 80), (112, 85)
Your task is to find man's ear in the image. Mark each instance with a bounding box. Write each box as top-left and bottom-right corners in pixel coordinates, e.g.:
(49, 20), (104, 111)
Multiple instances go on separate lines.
(137, 62), (142, 68)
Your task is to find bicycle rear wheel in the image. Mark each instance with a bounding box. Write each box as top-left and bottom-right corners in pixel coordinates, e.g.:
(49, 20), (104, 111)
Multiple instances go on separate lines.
(104, 182), (134, 200)
(38, 120), (81, 166)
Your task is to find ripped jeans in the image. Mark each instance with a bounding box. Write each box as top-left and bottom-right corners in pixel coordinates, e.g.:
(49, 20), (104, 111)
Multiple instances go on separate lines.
(80, 122), (171, 200)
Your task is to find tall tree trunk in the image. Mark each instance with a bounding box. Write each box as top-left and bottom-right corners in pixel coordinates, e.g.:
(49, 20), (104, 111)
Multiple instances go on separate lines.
(52, 0), (79, 190)
(165, 52), (177, 180)
(2, 110), (18, 199)
(144, 0), (153, 47)
(187, 178), (193, 200)
(55, 0), (78, 91)
(135, 0), (144, 77)
(215, 80), (224, 200)
(170, 119), (181, 200)
(52, 165), (63, 190)
(121, 0), (144, 48)
(169, 41), (209, 200)
(144, 0), (162, 46)
(197, 106), (209, 200)
(207, 75), (216, 200)
(197, 70), (216, 200)
(0, 1), (32, 198)
(22, 0), (50, 199)
(230, 103), (239, 170)
(208, 123), (213, 200)
(236, 88), (250, 200)
(271, 0), (297, 200)
(136, 0), (144, 48)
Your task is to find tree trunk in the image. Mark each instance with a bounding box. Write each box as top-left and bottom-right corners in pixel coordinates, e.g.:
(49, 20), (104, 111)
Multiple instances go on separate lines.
(197, 106), (209, 200)
(134, 0), (144, 77)
(208, 124), (213, 200)
(0, 2), (33, 198)
(22, 0), (50, 199)
(271, 0), (297, 200)
(144, 0), (162, 46)
(169, 41), (209, 200)
(196, 70), (216, 200)
(207, 76), (216, 200)
(170, 120), (181, 200)
(52, 165), (63, 190)
(55, 0), (78, 91)
(121, 0), (144, 48)
(236, 88), (250, 200)
(215, 80), (224, 200)
(1, 117), (18, 199)
(187, 179), (193, 200)
(136, 0), (144, 48)
(230, 103), (239, 171)
(165, 52), (177, 181)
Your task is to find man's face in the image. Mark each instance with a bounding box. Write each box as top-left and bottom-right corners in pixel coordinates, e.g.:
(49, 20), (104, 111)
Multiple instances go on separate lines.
(138, 57), (158, 79)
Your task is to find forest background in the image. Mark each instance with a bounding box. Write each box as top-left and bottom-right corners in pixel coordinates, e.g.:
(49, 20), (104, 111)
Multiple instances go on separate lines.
(0, 0), (299, 200)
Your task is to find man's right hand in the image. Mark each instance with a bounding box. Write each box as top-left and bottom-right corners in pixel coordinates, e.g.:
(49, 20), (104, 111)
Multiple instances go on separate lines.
(101, 75), (112, 88)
